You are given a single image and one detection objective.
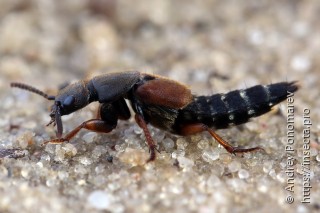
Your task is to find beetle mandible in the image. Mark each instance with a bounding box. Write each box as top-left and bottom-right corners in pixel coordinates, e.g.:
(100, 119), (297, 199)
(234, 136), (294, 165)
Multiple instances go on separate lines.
(11, 71), (299, 162)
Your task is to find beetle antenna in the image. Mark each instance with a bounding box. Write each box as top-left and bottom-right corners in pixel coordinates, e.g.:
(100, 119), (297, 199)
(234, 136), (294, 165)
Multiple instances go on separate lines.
(11, 82), (55, 100)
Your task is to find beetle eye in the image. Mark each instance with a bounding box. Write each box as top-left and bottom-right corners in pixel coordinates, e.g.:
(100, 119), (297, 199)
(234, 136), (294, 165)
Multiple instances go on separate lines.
(63, 96), (75, 107)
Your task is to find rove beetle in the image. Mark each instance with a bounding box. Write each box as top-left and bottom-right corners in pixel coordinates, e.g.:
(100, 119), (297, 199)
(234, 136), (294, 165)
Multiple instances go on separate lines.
(11, 71), (299, 162)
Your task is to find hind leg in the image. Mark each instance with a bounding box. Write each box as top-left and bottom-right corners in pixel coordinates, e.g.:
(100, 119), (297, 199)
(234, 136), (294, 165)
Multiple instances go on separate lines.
(179, 123), (264, 154)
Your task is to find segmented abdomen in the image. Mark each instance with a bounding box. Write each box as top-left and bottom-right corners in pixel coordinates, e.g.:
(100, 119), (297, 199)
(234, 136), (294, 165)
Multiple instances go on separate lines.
(175, 81), (299, 129)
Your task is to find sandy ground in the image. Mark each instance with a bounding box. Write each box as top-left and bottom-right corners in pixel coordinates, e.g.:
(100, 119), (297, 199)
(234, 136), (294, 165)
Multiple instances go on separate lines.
(0, 1), (319, 213)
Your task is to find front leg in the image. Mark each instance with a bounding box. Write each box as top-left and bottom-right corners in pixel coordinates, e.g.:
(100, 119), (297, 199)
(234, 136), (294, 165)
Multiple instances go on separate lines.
(45, 102), (120, 144)
(44, 119), (117, 144)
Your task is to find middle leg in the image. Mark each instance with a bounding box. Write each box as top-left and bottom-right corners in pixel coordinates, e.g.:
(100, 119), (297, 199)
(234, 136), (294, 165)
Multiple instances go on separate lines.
(135, 114), (158, 162)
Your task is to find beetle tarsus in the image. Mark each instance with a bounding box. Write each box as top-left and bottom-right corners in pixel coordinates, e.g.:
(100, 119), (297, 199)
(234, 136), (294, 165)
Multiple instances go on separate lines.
(147, 145), (157, 162)
(43, 138), (69, 146)
(227, 146), (265, 155)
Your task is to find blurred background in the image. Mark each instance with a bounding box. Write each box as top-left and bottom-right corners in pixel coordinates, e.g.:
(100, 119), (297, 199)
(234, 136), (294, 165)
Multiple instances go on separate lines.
(1, 0), (318, 93)
(0, 1), (319, 213)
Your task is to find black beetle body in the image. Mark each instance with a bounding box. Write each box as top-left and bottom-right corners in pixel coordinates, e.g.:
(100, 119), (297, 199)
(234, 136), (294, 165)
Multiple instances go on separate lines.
(11, 71), (299, 162)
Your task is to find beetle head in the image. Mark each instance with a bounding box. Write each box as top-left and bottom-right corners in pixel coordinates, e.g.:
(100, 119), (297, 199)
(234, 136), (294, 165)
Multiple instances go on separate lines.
(52, 82), (90, 116)
(11, 82), (90, 138)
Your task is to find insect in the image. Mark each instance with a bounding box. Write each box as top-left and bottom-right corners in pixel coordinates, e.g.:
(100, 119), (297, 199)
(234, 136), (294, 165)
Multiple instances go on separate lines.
(11, 71), (299, 162)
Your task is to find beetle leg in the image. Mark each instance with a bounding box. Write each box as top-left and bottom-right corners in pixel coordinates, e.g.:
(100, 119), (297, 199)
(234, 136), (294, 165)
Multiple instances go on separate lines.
(97, 98), (131, 120)
(135, 114), (157, 162)
(45, 102), (121, 144)
(179, 123), (264, 154)
(44, 119), (117, 144)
